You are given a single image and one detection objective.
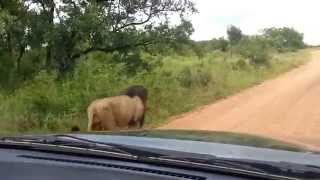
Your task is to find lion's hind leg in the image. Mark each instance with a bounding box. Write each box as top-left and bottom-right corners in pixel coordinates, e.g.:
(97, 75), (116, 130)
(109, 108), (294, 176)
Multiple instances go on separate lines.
(98, 108), (118, 131)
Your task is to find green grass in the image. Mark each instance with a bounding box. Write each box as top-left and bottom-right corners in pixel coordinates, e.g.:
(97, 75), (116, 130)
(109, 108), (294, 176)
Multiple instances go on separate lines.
(0, 50), (311, 134)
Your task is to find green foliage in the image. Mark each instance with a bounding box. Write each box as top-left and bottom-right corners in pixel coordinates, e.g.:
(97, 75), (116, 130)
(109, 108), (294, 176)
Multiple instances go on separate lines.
(111, 51), (161, 75)
(196, 68), (212, 87)
(193, 44), (205, 59)
(188, 37), (229, 57)
(236, 36), (271, 66)
(0, 0), (197, 81)
(263, 27), (304, 52)
(227, 25), (243, 45)
(0, 1), (310, 135)
(177, 67), (193, 87)
(19, 50), (43, 80)
(0, 49), (43, 90)
(0, 52), (14, 87)
(213, 37), (229, 52)
(0, 50), (309, 134)
(177, 65), (212, 88)
(231, 59), (250, 71)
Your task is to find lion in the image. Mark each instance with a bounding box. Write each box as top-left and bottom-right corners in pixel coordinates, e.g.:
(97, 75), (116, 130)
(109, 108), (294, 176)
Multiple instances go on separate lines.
(87, 85), (148, 131)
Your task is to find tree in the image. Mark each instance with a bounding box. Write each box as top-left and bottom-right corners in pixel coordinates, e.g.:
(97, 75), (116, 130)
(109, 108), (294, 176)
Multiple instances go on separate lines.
(1, 0), (196, 78)
(0, 0), (30, 74)
(25, 0), (56, 69)
(237, 36), (270, 66)
(227, 25), (243, 45)
(263, 27), (304, 52)
(46, 0), (197, 75)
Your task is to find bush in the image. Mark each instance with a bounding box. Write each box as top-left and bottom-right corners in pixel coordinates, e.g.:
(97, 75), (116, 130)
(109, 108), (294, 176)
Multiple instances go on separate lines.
(0, 52), (15, 89)
(177, 67), (193, 88)
(177, 66), (212, 88)
(111, 51), (162, 75)
(263, 27), (304, 52)
(231, 59), (249, 71)
(19, 50), (43, 80)
(0, 49), (43, 91)
(214, 38), (229, 52)
(237, 37), (270, 66)
(196, 68), (212, 87)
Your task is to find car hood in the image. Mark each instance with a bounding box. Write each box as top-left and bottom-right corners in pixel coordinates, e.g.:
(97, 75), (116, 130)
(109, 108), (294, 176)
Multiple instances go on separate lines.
(72, 130), (320, 167)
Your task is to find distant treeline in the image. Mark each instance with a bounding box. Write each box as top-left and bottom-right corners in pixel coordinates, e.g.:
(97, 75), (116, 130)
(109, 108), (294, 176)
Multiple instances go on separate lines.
(190, 25), (304, 63)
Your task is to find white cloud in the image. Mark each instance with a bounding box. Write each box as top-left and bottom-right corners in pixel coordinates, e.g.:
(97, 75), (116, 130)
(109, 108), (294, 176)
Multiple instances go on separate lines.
(189, 0), (320, 45)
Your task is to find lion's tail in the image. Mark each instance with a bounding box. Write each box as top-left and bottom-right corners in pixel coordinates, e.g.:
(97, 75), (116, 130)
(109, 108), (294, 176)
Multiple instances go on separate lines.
(87, 109), (93, 131)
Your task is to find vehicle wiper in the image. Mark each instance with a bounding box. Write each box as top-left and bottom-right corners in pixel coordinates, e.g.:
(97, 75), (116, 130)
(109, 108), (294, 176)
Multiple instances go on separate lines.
(156, 155), (320, 180)
(0, 134), (163, 159)
(1, 135), (319, 179)
(1, 135), (120, 152)
(159, 155), (267, 173)
(51, 135), (165, 157)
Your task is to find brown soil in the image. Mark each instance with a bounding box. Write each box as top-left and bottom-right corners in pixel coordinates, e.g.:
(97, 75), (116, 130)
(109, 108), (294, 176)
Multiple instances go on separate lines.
(161, 51), (320, 150)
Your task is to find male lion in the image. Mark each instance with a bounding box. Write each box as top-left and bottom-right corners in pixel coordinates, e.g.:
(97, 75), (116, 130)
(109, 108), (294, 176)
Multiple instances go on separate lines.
(87, 85), (148, 131)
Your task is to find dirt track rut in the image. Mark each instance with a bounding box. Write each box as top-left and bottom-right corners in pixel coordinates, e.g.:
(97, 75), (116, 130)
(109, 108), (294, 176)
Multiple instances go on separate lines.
(161, 51), (320, 150)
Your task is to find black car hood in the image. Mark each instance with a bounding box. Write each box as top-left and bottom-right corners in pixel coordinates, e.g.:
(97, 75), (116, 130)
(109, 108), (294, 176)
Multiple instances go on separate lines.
(72, 130), (320, 167)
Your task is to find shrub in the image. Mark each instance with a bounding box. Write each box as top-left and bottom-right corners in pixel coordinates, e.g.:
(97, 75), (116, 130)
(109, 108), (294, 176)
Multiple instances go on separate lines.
(231, 59), (249, 71)
(177, 65), (212, 88)
(194, 68), (212, 87)
(0, 52), (15, 89)
(237, 37), (270, 66)
(214, 38), (229, 52)
(177, 67), (193, 88)
(19, 50), (43, 80)
(111, 51), (162, 75)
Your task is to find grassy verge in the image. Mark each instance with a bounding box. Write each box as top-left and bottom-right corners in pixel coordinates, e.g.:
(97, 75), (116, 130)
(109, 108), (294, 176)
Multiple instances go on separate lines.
(0, 50), (311, 134)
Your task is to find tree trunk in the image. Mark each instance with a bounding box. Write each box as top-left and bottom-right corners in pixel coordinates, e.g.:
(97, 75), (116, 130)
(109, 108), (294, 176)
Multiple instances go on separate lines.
(45, 44), (52, 69)
(16, 45), (25, 74)
(7, 31), (14, 58)
(45, 0), (55, 70)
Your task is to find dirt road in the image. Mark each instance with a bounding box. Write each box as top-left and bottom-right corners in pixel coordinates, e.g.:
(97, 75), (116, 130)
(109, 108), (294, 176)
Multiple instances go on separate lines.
(161, 51), (320, 150)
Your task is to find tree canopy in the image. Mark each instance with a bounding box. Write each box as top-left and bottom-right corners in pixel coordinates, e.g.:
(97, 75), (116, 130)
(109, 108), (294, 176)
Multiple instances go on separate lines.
(227, 25), (243, 45)
(262, 27), (304, 52)
(0, 0), (196, 78)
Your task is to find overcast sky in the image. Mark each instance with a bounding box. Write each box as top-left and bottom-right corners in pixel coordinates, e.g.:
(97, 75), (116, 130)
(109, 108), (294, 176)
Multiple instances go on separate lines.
(189, 0), (320, 45)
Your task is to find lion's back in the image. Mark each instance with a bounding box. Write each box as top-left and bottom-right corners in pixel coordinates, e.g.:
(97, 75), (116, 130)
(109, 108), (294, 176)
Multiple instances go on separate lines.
(88, 96), (136, 127)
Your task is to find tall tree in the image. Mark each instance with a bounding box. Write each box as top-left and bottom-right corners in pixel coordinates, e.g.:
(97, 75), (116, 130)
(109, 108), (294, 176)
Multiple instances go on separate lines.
(1, 0), (196, 79)
(26, 0), (56, 69)
(227, 25), (243, 45)
(0, 0), (30, 73)
(24, 0), (197, 75)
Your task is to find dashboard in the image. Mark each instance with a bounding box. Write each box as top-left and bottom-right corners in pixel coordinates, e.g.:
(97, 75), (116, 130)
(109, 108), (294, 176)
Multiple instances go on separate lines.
(0, 147), (256, 180)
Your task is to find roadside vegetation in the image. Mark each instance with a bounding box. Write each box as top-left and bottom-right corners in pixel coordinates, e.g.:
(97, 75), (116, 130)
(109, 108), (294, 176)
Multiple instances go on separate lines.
(0, 1), (309, 134)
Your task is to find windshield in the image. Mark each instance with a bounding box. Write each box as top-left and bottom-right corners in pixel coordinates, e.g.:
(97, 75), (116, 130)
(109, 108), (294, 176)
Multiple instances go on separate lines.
(0, 0), (319, 154)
